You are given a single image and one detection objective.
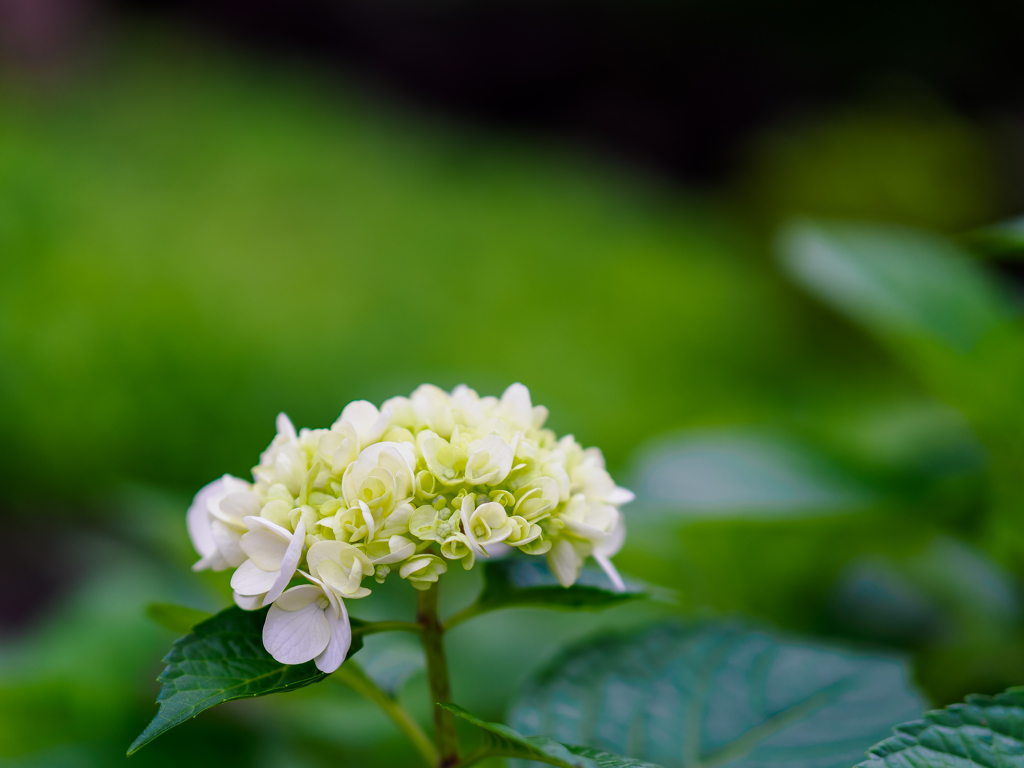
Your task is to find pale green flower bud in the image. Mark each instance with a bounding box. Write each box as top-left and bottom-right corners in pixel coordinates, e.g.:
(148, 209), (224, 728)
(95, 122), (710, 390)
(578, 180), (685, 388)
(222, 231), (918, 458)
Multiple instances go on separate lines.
(307, 540), (375, 599)
(421, 435), (467, 485)
(439, 534), (475, 570)
(466, 502), (514, 546)
(400, 553), (448, 590)
(505, 515), (542, 547)
(409, 505), (443, 542)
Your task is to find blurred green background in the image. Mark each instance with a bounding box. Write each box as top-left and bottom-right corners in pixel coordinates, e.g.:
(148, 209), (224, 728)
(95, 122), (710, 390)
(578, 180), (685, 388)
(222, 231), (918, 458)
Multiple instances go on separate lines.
(2, 2), (1024, 766)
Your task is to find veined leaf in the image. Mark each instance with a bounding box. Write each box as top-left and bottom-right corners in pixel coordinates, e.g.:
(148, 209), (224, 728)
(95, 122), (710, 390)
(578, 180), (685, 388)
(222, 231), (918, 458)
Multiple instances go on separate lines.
(509, 621), (923, 768)
(145, 602), (213, 634)
(778, 220), (1010, 351)
(447, 560), (646, 628)
(856, 687), (1024, 767)
(439, 703), (661, 768)
(129, 605), (364, 754)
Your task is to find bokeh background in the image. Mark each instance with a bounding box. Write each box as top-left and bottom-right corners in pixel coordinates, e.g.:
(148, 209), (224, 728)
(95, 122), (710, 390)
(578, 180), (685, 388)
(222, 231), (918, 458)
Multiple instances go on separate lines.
(2, 1), (1024, 766)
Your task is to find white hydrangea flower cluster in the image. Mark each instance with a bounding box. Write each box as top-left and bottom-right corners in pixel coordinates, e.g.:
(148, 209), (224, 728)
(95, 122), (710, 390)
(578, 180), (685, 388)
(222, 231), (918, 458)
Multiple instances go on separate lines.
(187, 383), (633, 673)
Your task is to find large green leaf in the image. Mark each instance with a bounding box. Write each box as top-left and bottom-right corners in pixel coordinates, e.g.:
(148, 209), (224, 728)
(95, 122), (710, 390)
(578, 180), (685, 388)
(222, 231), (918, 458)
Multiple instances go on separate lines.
(439, 703), (662, 768)
(856, 687), (1024, 767)
(777, 220), (1010, 351)
(447, 561), (647, 628)
(509, 621), (923, 768)
(129, 605), (364, 754)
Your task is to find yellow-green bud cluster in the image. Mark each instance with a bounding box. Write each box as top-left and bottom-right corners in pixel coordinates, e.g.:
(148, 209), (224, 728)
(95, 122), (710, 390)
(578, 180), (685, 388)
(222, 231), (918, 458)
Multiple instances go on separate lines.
(186, 383), (633, 672)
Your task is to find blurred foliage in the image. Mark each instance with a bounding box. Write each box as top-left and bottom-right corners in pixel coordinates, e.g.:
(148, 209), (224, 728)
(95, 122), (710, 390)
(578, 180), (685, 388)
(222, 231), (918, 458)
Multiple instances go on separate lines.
(740, 99), (1001, 231)
(1, 29), (1024, 768)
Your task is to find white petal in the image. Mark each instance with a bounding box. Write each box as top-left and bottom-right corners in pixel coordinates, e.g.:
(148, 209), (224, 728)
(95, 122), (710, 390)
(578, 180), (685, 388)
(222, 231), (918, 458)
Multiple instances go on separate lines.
(547, 539), (581, 588)
(192, 550), (227, 572)
(277, 412), (297, 441)
(607, 486), (636, 506)
(314, 598), (351, 673)
(242, 515), (293, 539)
(264, 596), (331, 665)
(211, 519), (247, 567)
(593, 553), (626, 593)
(358, 500), (376, 541)
(233, 591), (264, 610)
(341, 400), (389, 445)
(186, 477), (227, 561)
(240, 529), (288, 570)
(561, 517), (609, 544)
(218, 491), (261, 523)
(594, 518), (627, 558)
(230, 558), (280, 595)
(263, 518), (306, 606)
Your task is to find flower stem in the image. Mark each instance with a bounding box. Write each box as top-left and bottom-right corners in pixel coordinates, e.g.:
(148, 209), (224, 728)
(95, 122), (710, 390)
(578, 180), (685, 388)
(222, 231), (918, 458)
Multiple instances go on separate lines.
(417, 583), (460, 768)
(332, 661), (438, 768)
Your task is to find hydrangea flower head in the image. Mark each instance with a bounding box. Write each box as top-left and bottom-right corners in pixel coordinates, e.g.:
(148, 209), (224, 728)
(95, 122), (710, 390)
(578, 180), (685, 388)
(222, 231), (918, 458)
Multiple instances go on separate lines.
(187, 383), (634, 671)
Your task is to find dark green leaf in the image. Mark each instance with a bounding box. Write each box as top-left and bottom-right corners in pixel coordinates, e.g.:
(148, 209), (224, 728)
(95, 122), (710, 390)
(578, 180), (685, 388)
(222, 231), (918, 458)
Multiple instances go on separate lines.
(145, 602), (213, 634)
(439, 703), (661, 768)
(509, 621), (923, 768)
(856, 687), (1024, 767)
(129, 605), (364, 754)
(778, 220), (1010, 351)
(451, 560), (645, 626)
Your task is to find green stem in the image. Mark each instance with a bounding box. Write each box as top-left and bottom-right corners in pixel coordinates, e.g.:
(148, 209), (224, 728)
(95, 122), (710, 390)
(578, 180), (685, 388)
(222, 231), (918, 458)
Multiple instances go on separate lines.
(332, 661), (438, 768)
(418, 583), (460, 768)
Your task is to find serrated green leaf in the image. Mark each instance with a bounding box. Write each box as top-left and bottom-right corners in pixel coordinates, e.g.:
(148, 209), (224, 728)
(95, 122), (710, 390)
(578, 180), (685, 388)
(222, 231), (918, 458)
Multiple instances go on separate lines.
(777, 220), (1010, 351)
(144, 602), (213, 634)
(129, 605), (364, 754)
(563, 745), (665, 767)
(449, 561), (646, 628)
(509, 621), (923, 768)
(439, 703), (661, 768)
(856, 686), (1024, 767)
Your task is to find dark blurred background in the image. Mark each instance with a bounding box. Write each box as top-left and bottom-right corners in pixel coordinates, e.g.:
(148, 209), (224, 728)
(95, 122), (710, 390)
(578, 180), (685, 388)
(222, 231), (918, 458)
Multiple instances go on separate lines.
(2, 1), (1024, 766)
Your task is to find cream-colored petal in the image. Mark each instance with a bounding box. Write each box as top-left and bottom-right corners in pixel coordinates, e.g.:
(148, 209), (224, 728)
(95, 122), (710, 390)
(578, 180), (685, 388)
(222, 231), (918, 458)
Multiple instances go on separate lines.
(273, 583), (323, 611)
(372, 535), (416, 565)
(277, 412), (297, 442)
(240, 529), (288, 570)
(233, 591), (264, 610)
(358, 500), (376, 541)
(547, 539), (581, 588)
(242, 515), (293, 539)
(230, 558), (279, 595)
(607, 486), (635, 506)
(211, 519), (247, 568)
(593, 553), (626, 593)
(263, 518), (306, 606)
